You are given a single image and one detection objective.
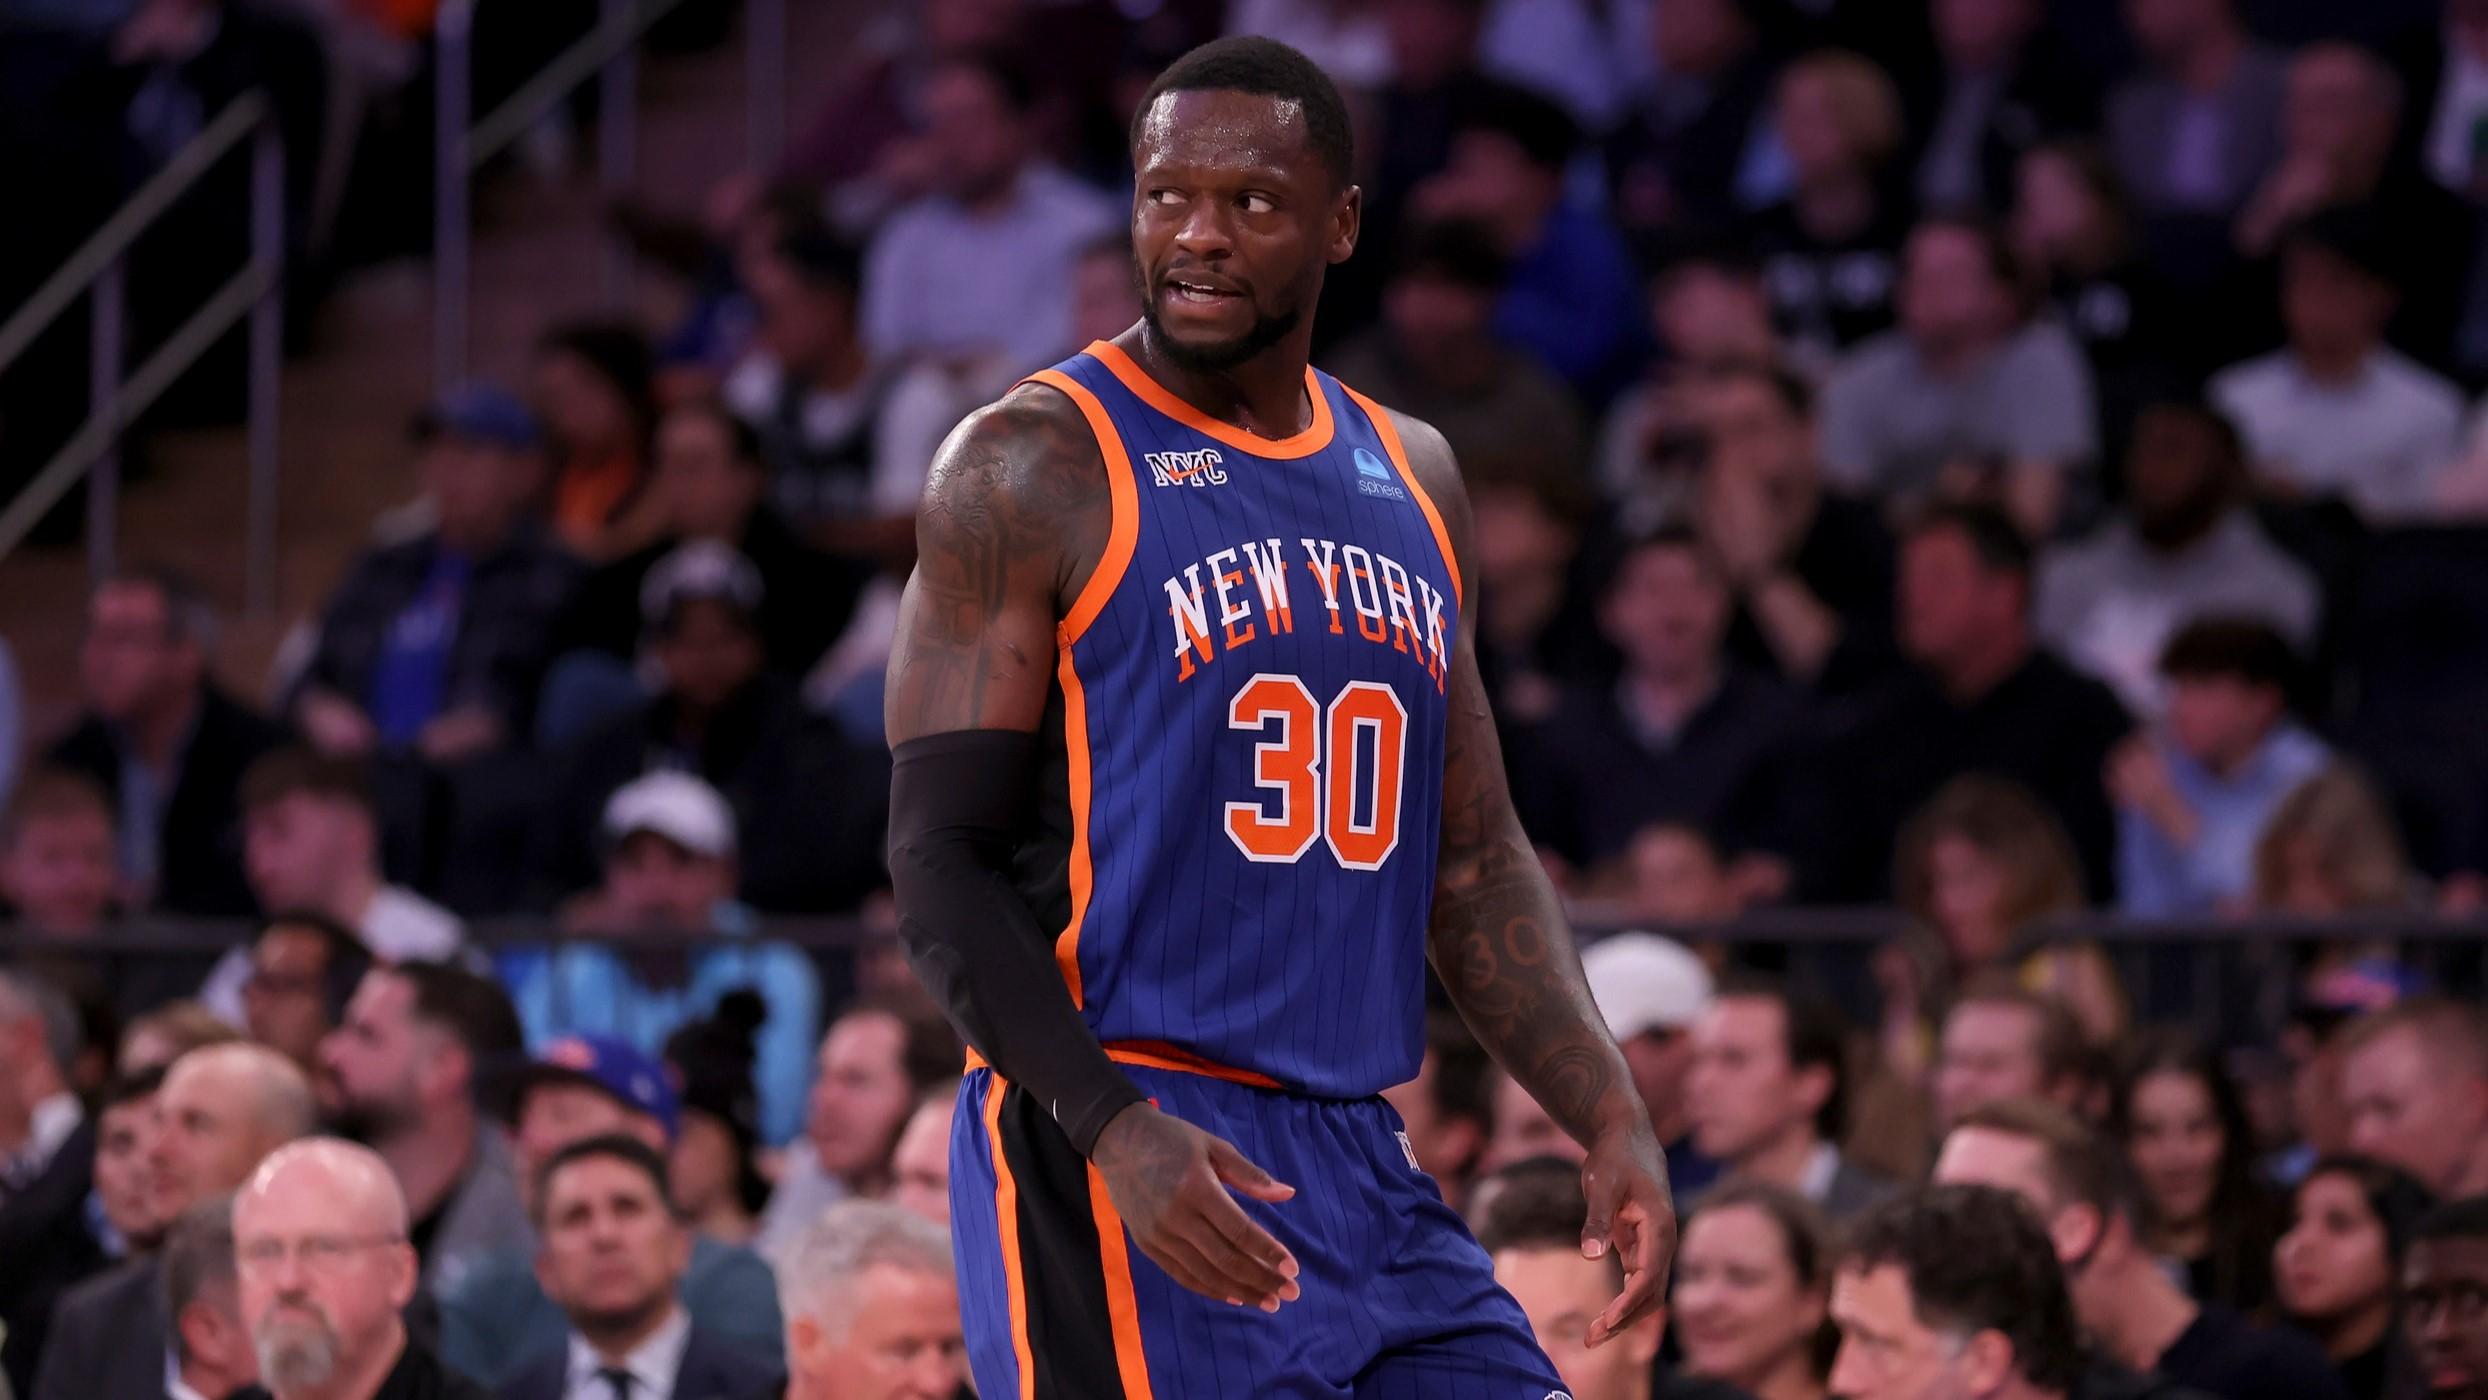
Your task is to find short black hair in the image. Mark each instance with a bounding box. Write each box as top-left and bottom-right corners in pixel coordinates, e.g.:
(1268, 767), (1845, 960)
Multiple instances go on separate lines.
(1719, 972), (1851, 1142)
(103, 1063), (168, 1110)
(1455, 85), (1579, 173)
(1906, 501), (2033, 580)
(1703, 360), (1815, 420)
(533, 1131), (679, 1227)
(1475, 1158), (1595, 1257)
(2414, 1195), (2488, 1247)
(258, 909), (375, 1024)
(240, 746), (376, 818)
(2298, 1155), (2438, 1272)
(2283, 204), (2399, 293)
(2132, 391), (2245, 467)
(1395, 219), (1507, 292)
(390, 961), (525, 1077)
(1132, 36), (1355, 188)
(1840, 1184), (2085, 1394)
(2158, 618), (2299, 691)
(535, 319), (658, 439)
(775, 225), (863, 295)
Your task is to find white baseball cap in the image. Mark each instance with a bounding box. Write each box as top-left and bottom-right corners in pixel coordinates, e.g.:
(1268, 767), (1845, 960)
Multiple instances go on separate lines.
(602, 771), (737, 859)
(1580, 932), (1714, 1041)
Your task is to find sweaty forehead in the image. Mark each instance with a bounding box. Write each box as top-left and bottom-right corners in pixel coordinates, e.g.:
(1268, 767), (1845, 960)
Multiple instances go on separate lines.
(1135, 89), (1322, 184)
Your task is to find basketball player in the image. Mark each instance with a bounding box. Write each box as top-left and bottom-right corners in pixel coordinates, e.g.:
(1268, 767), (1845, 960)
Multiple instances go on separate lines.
(885, 36), (1673, 1397)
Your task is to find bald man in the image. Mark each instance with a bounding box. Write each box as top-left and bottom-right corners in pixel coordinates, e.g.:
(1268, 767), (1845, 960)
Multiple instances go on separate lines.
(231, 1139), (489, 1400)
(34, 1044), (315, 1400)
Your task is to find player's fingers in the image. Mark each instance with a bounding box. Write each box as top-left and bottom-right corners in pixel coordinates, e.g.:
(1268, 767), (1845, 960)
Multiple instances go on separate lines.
(1138, 1228), (1245, 1307)
(1579, 1168), (1617, 1260)
(1586, 1261), (1664, 1350)
(1208, 1137), (1296, 1202)
(1173, 1193), (1296, 1306)
(1197, 1189), (1302, 1296)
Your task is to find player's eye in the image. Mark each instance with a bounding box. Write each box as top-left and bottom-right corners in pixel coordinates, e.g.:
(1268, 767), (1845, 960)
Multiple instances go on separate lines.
(1146, 188), (1184, 206)
(1238, 193), (1276, 214)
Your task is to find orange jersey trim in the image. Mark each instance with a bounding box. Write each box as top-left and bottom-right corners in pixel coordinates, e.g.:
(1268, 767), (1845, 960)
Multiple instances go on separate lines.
(1051, 644), (1096, 1007)
(1086, 340), (1336, 460)
(963, 1041), (1284, 1091)
(981, 1076), (1039, 1400)
(1088, 1165), (1160, 1398)
(1339, 383), (1464, 608)
(1021, 369), (1140, 649)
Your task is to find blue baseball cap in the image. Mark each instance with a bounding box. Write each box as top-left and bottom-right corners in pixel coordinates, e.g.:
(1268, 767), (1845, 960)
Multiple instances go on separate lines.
(517, 1034), (681, 1140)
(411, 383), (541, 451)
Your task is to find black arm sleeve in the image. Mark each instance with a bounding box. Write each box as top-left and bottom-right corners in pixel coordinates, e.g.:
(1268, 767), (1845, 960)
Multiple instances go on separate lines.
(887, 729), (1145, 1156)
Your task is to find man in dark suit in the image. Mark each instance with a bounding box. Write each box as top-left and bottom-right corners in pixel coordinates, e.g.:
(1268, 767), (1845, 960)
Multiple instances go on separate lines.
(47, 568), (288, 917)
(0, 975), (108, 1397)
(499, 1135), (778, 1400)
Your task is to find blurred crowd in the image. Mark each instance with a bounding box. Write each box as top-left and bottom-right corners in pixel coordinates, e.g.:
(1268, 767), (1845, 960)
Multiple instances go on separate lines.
(11, 0), (2488, 1395)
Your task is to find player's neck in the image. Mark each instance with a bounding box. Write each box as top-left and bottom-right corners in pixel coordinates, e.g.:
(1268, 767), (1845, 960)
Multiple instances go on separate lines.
(1122, 325), (1317, 441)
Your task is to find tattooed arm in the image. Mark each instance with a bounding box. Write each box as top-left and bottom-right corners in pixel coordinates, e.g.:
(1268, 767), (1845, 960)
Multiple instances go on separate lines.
(1393, 411), (1678, 1345)
(885, 385), (1301, 1313)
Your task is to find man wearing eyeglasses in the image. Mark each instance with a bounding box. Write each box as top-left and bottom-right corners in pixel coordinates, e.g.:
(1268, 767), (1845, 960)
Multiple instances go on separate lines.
(229, 1138), (488, 1400)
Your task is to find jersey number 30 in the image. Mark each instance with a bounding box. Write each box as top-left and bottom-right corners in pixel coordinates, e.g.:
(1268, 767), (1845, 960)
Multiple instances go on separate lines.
(1224, 673), (1407, 870)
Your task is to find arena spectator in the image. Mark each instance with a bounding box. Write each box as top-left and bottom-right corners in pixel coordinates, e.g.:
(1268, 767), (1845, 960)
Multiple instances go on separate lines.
(531, 543), (890, 916)
(1379, 1009), (1495, 1211)
(1817, 219), (2098, 538)
(725, 227), (955, 570)
(2210, 210), (2465, 521)
(205, 749), (462, 1017)
(549, 399), (859, 696)
(1810, 504), (2132, 900)
(885, 1090), (954, 1230)
(1470, 1164), (1680, 1400)
(161, 1195), (255, 1400)
(776, 1199), (968, 1400)
(1678, 364), (1898, 691)
(1514, 527), (1801, 869)
(2039, 390), (2321, 713)
(1672, 1181), (1836, 1400)
(1581, 932), (1722, 1203)
(91, 1067), (165, 1254)
(1936, 1097), (2351, 1400)
(1412, 86), (1644, 406)
(232, 1138), (487, 1400)
(859, 55), (1117, 378)
(2233, 44), (2472, 363)
(36, 1042), (313, 1400)
(2276, 1155), (2435, 1400)
(117, 1001), (242, 1077)
(0, 975), (100, 1396)
(499, 1134), (781, 1400)
(2403, 1197), (2488, 1400)
(1827, 1183), (2086, 1400)
(2340, 999), (2488, 1200)
(317, 961), (529, 1300)
(2010, 142), (2203, 432)
(1605, 823), (1754, 927)
(1595, 253), (1782, 517)
(1687, 975), (1896, 1219)
(1323, 218), (1588, 486)
(2428, 0), (2488, 199)
(1602, 0), (1777, 250)
(0, 768), (117, 937)
(754, 1003), (959, 1264)
(2113, 1032), (2283, 1313)
(1916, 0), (2099, 214)
(1468, 468), (1603, 729)
(2252, 766), (2419, 917)
(1932, 977), (2085, 1132)
(2106, 620), (2331, 916)
(1480, 1061), (1586, 1176)
(1747, 51), (1912, 361)
(534, 321), (662, 563)
(504, 770), (823, 1145)
(2105, 0), (2287, 221)
(237, 913), (374, 1076)
(440, 1036), (783, 1388)
(49, 567), (287, 917)
(663, 997), (770, 1247)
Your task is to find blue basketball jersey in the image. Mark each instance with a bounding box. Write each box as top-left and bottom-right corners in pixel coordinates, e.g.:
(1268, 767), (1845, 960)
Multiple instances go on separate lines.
(1022, 340), (1463, 1100)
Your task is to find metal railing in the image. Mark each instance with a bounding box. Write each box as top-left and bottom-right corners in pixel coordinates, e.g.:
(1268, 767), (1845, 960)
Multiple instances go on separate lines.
(432, 0), (791, 390)
(0, 94), (285, 612)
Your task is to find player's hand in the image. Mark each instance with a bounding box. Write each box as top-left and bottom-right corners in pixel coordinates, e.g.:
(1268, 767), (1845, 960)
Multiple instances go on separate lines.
(1093, 1101), (1302, 1312)
(1579, 1123), (1676, 1349)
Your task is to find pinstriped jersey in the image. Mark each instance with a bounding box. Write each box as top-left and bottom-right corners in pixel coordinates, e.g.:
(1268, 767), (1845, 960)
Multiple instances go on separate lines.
(1023, 341), (1463, 1099)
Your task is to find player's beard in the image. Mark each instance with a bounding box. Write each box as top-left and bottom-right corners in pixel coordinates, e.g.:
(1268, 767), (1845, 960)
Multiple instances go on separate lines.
(255, 1302), (342, 1392)
(1142, 286), (1304, 373)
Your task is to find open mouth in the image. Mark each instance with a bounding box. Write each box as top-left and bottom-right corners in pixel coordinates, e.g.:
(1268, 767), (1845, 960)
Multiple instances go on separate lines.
(1166, 278), (1242, 304)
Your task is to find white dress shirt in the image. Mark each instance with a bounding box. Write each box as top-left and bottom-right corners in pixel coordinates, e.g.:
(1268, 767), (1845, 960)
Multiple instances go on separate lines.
(564, 1305), (691, 1400)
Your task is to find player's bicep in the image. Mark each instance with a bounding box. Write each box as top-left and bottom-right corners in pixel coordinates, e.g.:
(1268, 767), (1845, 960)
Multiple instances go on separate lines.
(885, 398), (1101, 742)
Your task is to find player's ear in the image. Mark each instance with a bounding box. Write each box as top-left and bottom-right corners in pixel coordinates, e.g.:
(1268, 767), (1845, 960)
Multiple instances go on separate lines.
(1328, 183), (1360, 265)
